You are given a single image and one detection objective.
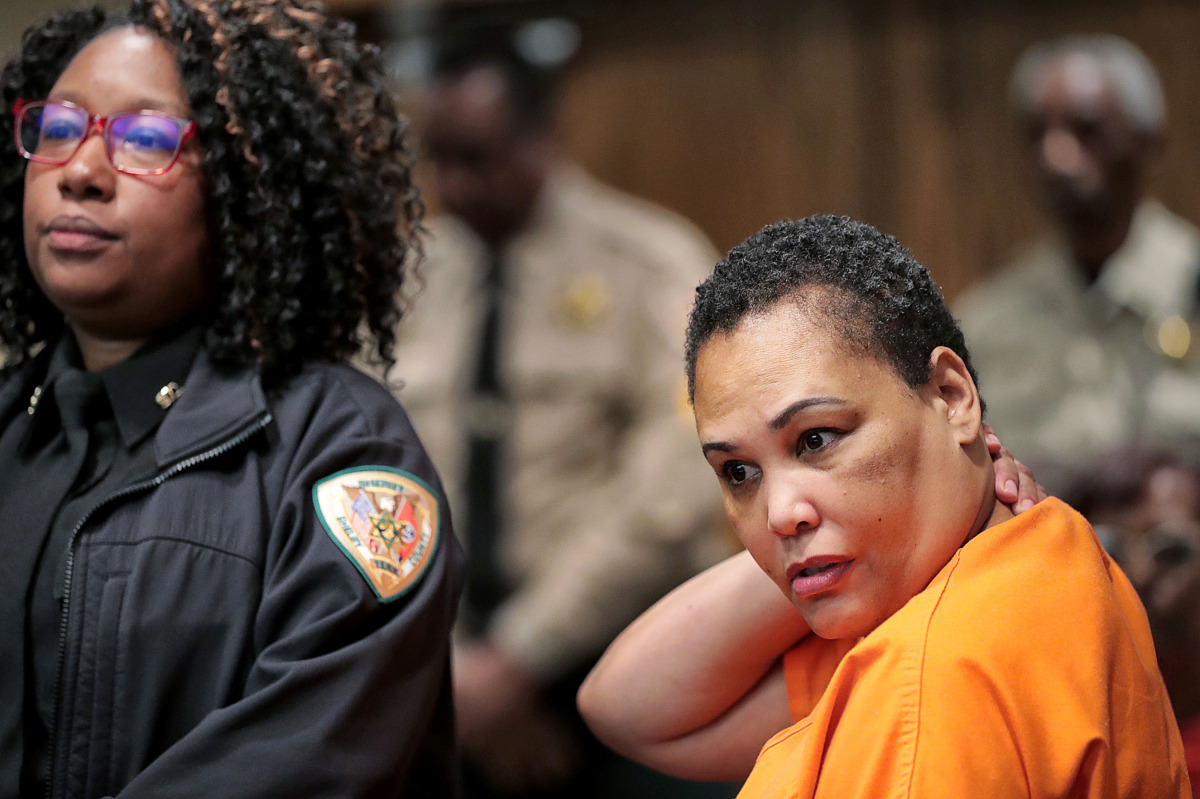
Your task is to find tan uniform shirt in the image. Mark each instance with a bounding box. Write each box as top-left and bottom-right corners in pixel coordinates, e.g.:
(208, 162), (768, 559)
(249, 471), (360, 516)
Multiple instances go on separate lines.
(392, 166), (729, 681)
(956, 200), (1200, 474)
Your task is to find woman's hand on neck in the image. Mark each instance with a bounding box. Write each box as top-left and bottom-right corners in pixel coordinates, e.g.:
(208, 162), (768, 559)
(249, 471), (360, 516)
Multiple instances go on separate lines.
(966, 445), (1018, 546)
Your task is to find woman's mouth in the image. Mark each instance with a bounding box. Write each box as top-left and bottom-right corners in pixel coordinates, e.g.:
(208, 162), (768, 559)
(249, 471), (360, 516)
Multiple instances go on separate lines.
(43, 215), (119, 253)
(788, 558), (854, 598)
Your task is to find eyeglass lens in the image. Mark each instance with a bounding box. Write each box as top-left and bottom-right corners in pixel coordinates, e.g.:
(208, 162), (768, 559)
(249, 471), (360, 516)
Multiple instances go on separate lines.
(18, 102), (186, 173)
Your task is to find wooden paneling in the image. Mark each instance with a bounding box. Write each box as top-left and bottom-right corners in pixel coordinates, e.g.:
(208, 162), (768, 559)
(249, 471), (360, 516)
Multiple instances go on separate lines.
(542, 0), (1200, 299)
(0, 0), (126, 61)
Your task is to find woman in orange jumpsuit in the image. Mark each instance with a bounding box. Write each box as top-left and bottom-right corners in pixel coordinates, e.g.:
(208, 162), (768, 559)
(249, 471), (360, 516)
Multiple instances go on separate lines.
(579, 215), (1189, 798)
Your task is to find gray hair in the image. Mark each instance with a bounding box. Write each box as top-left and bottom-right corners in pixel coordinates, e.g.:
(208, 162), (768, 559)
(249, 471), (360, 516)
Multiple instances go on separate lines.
(1010, 34), (1165, 135)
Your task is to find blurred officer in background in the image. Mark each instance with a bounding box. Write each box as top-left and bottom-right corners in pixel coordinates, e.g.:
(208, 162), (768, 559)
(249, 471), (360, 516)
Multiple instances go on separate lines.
(390, 20), (734, 799)
(956, 34), (1200, 486)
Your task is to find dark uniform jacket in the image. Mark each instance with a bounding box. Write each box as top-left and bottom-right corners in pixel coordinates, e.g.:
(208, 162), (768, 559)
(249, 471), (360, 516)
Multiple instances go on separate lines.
(0, 349), (464, 798)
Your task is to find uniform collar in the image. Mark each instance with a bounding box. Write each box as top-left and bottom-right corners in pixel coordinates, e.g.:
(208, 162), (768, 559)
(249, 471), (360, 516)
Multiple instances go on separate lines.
(1093, 199), (1200, 321)
(3, 328), (270, 472)
(30, 326), (201, 450)
(498, 161), (577, 261)
(151, 346), (270, 468)
(99, 326), (201, 448)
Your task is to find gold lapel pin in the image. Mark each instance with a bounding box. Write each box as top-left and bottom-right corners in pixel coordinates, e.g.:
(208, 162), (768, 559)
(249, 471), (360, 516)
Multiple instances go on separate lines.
(156, 382), (183, 409)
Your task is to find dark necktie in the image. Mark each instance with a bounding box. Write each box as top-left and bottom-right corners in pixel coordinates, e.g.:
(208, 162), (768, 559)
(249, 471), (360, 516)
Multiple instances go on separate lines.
(53, 369), (103, 479)
(462, 253), (512, 632)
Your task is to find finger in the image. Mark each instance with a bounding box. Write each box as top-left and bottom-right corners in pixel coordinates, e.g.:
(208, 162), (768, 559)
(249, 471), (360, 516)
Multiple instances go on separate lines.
(992, 448), (1019, 504)
(1015, 463), (1039, 513)
(982, 422), (1002, 455)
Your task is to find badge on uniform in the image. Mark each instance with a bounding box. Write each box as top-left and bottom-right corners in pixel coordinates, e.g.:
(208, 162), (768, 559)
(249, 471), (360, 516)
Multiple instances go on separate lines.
(313, 467), (440, 602)
(554, 272), (613, 330)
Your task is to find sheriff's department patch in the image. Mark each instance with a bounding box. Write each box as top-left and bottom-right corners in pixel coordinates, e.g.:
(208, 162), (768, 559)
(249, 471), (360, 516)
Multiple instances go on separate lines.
(314, 467), (440, 602)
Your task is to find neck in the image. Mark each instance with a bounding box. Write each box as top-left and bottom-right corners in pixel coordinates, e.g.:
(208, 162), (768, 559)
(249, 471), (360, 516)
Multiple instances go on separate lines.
(1067, 196), (1138, 284)
(965, 459), (1015, 546)
(69, 324), (145, 372)
(980, 486), (1016, 532)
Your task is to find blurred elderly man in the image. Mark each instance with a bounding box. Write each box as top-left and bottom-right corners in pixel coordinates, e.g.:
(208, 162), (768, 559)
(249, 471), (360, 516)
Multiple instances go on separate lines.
(391, 23), (732, 799)
(956, 34), (1200, 482)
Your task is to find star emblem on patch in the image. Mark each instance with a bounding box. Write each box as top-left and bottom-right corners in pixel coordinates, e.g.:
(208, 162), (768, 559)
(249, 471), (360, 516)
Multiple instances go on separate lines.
(313, 467), (440, 601)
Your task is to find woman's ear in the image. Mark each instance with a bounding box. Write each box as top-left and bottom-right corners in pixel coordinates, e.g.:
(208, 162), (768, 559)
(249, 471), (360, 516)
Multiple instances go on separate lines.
(926, 346), (982, 445)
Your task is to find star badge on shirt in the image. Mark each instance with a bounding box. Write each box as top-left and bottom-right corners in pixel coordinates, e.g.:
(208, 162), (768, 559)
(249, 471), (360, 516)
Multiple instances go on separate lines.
(554, 273), (613, 331)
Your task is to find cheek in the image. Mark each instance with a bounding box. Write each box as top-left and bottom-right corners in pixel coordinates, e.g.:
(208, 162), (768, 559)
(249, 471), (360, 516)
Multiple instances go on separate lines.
(22, 168), (53, 274)
(722, 494), (753, 546)
(840, 425), (920, 516)
(134, 176), (208, 253)
(122, 178), (212, 308)
(723, 494), (777, 572)
(836, 427), (932, 592)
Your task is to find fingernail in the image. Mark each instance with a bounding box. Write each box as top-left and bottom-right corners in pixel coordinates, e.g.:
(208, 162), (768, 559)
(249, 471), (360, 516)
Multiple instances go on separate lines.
(1004, 480), (1017, 496)
(1017, 499), (1034, 513)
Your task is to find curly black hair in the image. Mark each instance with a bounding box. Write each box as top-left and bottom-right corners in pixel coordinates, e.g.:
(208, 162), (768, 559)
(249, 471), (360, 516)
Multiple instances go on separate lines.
(684, 215), (983, 408)
(0, 0), (422, 385)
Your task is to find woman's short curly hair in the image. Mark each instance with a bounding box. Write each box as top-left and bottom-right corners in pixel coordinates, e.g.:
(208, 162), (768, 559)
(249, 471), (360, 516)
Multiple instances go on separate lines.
(0, 0), (422, 385)
(685, 215), (982, 407)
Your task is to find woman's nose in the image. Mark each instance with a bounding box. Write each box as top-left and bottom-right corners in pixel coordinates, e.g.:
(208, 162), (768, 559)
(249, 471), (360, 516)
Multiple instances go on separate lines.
(57, 131), (117, 200)
(764, 472), (820, 538)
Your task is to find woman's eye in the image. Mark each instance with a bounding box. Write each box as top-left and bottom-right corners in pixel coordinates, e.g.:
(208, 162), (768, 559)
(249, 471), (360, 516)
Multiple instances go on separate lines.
(722, 461), (760, 486)
(122, 125), (176, 152)
(799, 430), (836, 454)
(42, 119), (83, 141)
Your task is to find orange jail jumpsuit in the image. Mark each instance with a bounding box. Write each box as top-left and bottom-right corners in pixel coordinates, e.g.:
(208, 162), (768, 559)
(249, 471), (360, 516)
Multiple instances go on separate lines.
(738, 498), (1191, 799)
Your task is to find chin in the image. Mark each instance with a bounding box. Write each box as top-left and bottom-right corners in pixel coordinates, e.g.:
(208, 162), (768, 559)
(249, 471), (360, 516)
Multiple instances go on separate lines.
(800, 599), (882, 641)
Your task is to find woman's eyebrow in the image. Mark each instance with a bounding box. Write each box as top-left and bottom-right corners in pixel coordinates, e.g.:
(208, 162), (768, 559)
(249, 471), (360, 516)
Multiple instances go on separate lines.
(700, 397), (847, 456)
(127, 96), (187, 114)
(46, 92), (187, 116)
(769, 397), (846, 431)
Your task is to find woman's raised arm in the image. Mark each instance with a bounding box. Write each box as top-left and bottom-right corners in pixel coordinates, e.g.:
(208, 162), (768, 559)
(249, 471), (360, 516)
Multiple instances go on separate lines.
(578, 549), (809, 782)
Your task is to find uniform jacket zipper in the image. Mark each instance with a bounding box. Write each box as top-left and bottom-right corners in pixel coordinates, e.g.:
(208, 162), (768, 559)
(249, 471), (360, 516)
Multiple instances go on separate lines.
(44, 411), (272, 799)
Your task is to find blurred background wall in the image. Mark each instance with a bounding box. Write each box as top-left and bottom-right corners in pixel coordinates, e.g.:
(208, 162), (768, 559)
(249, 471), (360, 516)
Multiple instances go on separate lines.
(8, 0), (1199, 299)
(553, 0), (1200, 300)
(1, 0), (124, 57)
(363, 0), (1200, 301)
(561, 0), (1200, 300)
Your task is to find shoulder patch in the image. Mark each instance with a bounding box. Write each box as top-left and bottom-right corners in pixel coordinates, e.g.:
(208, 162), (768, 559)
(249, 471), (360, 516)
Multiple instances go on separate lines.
(314, 467), (440, 602)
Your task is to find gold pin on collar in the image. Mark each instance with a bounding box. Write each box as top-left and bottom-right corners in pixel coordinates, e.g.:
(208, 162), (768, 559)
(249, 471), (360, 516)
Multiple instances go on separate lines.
(155, 382), (183, 409)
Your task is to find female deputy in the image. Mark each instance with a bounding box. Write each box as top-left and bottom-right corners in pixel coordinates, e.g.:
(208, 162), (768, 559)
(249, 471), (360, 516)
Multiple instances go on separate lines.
(0, 1), (462, 796)
(579, 216), (1188, 796)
